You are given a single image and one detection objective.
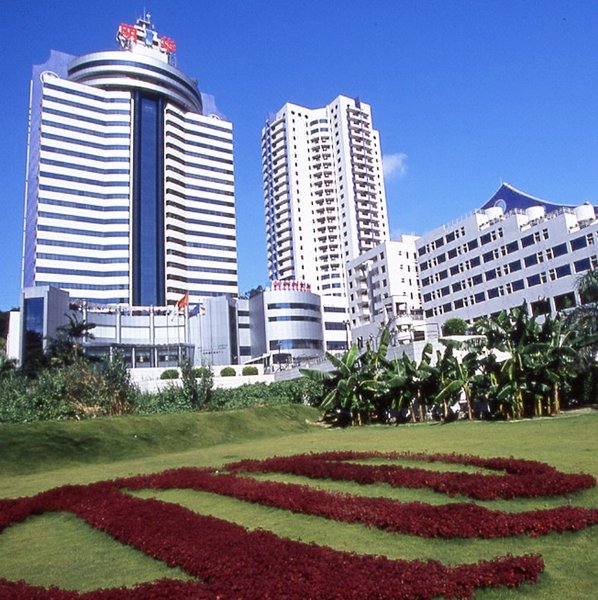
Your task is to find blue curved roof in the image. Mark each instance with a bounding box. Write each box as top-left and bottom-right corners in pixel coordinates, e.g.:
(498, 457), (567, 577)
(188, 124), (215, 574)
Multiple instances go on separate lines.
(480, 183), (596, 213)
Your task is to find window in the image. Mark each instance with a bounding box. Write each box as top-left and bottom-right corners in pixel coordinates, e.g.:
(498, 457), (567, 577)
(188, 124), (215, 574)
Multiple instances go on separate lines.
(556, 264), (572, 278)
(552, 243), (567, 258)
(524, 254), (538, 267)
(570, 236), (588, 251)
(527, 274), (541, 287)
(509, 260), (522, 272)
(554, 292), (576, 311)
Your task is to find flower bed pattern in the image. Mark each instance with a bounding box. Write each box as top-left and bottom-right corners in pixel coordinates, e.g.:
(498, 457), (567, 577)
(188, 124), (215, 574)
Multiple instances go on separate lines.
(225, 451), (596, 500)
(1, 450), (595, 598)
(118, 467), (598, 539)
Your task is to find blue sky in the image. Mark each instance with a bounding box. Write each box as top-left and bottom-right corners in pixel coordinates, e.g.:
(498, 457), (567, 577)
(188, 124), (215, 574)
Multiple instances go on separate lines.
(1, 0), (597, 309)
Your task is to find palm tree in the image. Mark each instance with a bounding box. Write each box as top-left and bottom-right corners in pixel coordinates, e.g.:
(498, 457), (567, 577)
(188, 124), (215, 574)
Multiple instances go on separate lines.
(301, 328), (395, 425)
(564, 268), (598, 404)
(49, 313), (96, 365)
(434, 345), (479, 420)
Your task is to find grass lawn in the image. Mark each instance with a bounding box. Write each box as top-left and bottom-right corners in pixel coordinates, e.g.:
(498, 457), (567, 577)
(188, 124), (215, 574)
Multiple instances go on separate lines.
(0, 405), (596, 598)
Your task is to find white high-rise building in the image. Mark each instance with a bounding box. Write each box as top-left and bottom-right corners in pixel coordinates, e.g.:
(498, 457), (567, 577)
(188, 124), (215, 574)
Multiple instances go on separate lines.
(22, 15), (238, 308)
(261, 96), (390, 300)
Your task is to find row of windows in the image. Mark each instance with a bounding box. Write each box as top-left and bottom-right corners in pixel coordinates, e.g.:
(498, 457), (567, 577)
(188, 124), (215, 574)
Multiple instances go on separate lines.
(166, 224), (236, 241)
(166, 143), (232, 165)
(38, 238), (128, 251)
(424, 259), (597, 306)
(168, 275), (237, 286)
(166, 200), (232, 220)
(39, 211), (128, 226)
(44, 81), (130, 104)
(167, 188), (235, 208)
(40, 198), (128, 213)
(43, 94), (130, 115)
(42, 133), (129, 151)
(269, 339), (322, 351)
(168, 132), (233, 157)
(166, 249), (236, 263)
(166, 109), (232, 134)
(39, 185), (128, 200)
(168, 165), (232, 188)
(165, 176), (234, 197)
(37, 266), (128, 277)
(167, 153), (233, 175)
(41, 144), (129, 163)
(40, 172), (128, 188)
(36, 280), (128, 291)
(168, 212), (235, 230)
(36, 253), (128, 264)
(421, 234), (595, 281)
(268, 315), (321, 323)
(324, 322), (346, 330)
(267, 302), (320, 311)
(167, 237), (236, 253)
(40, 158), (130, 175)
(323, 306), (347, 313)
(43, 106), (129, 127)
(166, 261), (237, 275)
(166, 118), (232, 145)
(38, 225), (128, 237)
(42, 119), (129, 139)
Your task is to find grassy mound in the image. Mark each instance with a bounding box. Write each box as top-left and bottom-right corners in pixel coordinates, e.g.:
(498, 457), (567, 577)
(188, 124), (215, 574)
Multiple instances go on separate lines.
(0, 404), (320, 476)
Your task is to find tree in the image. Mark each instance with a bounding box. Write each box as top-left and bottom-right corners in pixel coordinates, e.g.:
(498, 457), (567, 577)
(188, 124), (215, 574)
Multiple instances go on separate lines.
(300, 328), (392, 425)
(564, 268), (598, 405)
(49, 313), (96, 365)
(441, 318), (468, 336)
(434, 345), (479, 420)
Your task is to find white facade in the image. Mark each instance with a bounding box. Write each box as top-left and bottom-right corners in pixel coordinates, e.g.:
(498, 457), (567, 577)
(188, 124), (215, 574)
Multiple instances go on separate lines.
(416, 183), (598, 325)
(262, 96), (389, 300)
(22, 16), (238, 308)
(347, 237), (426, 345)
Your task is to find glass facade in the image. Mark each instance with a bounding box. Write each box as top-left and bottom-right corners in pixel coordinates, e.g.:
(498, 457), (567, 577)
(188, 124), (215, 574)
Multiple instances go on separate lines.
(22, 297), (45, 367)
(133, 93), (165, 306)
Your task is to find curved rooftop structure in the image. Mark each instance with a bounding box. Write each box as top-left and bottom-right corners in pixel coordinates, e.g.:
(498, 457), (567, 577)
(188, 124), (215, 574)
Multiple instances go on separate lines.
(68, 50), (202, 114)
(481, 182), (597, 213)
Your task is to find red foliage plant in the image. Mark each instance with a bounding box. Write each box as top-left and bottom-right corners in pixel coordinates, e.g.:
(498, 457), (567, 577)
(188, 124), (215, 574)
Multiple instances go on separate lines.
(225, 451), (596, 500)
(2, 449), (595, 598)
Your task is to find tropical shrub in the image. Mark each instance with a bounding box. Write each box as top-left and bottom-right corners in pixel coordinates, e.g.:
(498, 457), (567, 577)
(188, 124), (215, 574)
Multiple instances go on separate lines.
(159, 369), (179, 380)
(219, 366), (236, 377)
(441, 317), (468, 336)
(241, 365), (259, 376)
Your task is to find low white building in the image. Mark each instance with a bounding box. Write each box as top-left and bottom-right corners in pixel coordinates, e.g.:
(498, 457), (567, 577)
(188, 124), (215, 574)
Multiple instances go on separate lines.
(416, 183), (598, 327)
(346, 236), (427, 346)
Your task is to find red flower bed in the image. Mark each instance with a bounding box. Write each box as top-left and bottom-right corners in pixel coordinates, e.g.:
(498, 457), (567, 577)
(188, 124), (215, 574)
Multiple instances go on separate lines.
(225, 451), (596, 500)
(118, 467), (598, 539)
(0, 481), (544, 599)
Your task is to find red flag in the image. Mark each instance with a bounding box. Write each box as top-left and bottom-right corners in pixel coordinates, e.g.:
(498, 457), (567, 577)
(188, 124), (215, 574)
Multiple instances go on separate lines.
(176, 292), (189, 311)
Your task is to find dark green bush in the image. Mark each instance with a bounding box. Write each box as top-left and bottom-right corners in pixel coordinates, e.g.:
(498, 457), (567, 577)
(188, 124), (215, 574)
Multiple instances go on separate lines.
(160, 368), (179, 380)
(193, 367), (212, 378)
(220, 367), (236, 377)
(241, 366), (259, 376)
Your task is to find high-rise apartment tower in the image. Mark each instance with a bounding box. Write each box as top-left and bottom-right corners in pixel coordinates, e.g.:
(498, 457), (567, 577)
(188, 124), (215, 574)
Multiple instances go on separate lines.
(262, 96), (389, 299)
(22, 15), (238, 307)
